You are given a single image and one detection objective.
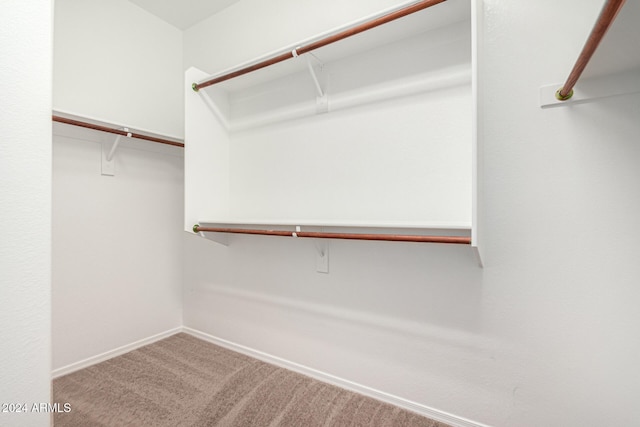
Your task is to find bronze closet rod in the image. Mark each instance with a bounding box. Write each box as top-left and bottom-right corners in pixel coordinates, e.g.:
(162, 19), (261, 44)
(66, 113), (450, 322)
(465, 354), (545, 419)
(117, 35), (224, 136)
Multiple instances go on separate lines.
(193, 225), (471, 245)
(192, 0), (447, 91)
(52, 115), (185, 148)
(556, 0), (626, 100)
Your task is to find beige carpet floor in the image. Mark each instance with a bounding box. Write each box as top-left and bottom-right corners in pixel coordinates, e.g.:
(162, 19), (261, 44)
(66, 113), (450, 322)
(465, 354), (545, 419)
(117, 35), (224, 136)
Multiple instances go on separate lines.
(53, 333), (452, 427)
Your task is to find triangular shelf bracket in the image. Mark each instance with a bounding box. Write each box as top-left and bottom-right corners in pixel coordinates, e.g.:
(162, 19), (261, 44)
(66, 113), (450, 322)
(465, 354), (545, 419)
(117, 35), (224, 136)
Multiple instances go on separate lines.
(303, 53), (329, 114)
(101, 128), (131, 176)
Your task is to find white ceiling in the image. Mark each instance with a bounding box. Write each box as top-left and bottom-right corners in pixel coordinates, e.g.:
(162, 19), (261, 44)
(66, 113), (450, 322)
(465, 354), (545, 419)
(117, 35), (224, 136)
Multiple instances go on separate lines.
(128, 0), (241, 30)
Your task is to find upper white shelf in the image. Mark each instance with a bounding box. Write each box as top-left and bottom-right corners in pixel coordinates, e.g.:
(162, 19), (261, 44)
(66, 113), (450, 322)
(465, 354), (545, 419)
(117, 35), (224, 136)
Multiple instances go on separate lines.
(199, 0), (470, 93)
(194, 0), (472, 131)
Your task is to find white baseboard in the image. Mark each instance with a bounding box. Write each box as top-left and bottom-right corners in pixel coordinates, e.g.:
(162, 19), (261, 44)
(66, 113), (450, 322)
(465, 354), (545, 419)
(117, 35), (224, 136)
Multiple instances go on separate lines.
(51, 327), (183, 379)
(183, 327), (491, 427)
(52, 326), (490, 427)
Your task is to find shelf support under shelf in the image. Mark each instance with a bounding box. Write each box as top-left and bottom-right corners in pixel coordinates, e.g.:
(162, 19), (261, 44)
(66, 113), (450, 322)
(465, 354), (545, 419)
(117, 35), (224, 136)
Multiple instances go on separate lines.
(306, 55), (325, 98)
(304, 54), (329, 114)
(101, 128), (131, 176)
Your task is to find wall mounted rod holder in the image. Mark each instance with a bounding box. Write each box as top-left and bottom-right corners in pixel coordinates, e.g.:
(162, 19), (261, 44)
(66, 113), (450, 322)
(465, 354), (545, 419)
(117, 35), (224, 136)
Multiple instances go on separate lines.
(193, 225), (471, 245)
(192, 0), (447, 91)
(556, 0), (626, 101)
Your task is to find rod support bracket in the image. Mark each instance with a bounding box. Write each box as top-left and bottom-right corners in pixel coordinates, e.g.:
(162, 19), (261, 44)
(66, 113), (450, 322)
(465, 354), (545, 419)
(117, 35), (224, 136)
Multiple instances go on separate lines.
(192, 83), (199, 92)
(193, 224), (200, 233)
(555, 88), (574, 101)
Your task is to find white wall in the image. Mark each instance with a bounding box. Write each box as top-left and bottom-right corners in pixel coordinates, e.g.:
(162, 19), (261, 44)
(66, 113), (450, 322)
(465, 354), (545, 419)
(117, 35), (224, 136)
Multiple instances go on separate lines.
(54, 0), (184, 139)
(52, 0), (185, 371)
(0, 1), (52, 426)
(184, 0), (425, 76)
(52, 126), (184, 371)
(183, 1), (640, 426)
(228, 85), (471, 225)
(479, 0), (640, 425)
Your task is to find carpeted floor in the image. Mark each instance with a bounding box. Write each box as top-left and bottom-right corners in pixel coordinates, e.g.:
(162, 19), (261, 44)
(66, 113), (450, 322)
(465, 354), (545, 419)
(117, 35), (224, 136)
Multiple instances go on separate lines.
(53, 333), (452, 427)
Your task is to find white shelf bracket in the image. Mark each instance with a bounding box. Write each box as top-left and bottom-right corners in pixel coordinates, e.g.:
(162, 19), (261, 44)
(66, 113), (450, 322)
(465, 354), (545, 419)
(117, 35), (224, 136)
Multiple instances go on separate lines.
(304, 54), (329, 114)
(306, 55), (325, 97)
(101, 128), (131, 176)
(198, 230), (229, 246)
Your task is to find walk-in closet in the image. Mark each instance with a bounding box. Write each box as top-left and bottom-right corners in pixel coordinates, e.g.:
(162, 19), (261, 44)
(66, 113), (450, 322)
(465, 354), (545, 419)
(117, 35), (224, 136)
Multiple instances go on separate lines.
(2, 0), (640, 426)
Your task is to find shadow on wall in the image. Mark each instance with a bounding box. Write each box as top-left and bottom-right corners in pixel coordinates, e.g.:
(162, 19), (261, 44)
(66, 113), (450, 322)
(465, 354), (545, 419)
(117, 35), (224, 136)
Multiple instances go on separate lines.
(183, 231), (485, 340)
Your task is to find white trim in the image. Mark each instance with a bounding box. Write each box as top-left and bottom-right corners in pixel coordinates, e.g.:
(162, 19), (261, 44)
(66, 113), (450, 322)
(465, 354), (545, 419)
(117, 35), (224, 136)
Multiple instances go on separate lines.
(51, 325), (490, 427)
(51, 327), (183, 379)
(183, 327), (492, 427)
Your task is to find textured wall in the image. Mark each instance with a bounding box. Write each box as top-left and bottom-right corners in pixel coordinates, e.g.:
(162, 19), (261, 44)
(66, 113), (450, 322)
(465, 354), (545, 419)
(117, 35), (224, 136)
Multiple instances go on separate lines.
(0, 1), (52, 426)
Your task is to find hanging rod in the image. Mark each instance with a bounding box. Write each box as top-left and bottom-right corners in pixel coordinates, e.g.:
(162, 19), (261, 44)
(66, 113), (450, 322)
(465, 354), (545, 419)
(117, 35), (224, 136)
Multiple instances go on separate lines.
(556, 0), (626, 101)
(192, 0), (447, 91)
(52, 115), (185, 148)
(193, 225), (471, 245)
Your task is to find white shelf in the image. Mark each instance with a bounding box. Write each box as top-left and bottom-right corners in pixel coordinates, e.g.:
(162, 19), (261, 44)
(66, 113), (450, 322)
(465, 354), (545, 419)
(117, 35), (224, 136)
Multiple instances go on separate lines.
(185, 0), (482, 264)
(195, 221), (472, 250)
(52, 109), (184, 142)
(199, 0), (471, 94)
(195, 0), (472, 132)
(198, 219), (471, 232)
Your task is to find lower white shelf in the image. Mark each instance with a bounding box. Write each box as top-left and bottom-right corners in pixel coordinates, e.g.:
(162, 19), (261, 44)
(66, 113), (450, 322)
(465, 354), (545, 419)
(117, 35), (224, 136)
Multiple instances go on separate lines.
(193, 221), (472, 246)
(197, 218), (471, 230)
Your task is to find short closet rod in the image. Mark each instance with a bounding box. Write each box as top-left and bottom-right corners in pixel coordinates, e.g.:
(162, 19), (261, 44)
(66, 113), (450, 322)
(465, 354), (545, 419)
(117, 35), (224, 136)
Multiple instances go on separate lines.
(192, 0), (447, 91)
(52, 115), (185, 148)
(556, 0), (626, 100)
(193, 225), (471, 245)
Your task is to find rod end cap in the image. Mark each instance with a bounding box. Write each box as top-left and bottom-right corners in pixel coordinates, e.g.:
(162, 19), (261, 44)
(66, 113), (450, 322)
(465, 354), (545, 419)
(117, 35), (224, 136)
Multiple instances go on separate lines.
(193, 224), (200, 233)
(192, 83), (199, 92)
(555, 88), (574, 101)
